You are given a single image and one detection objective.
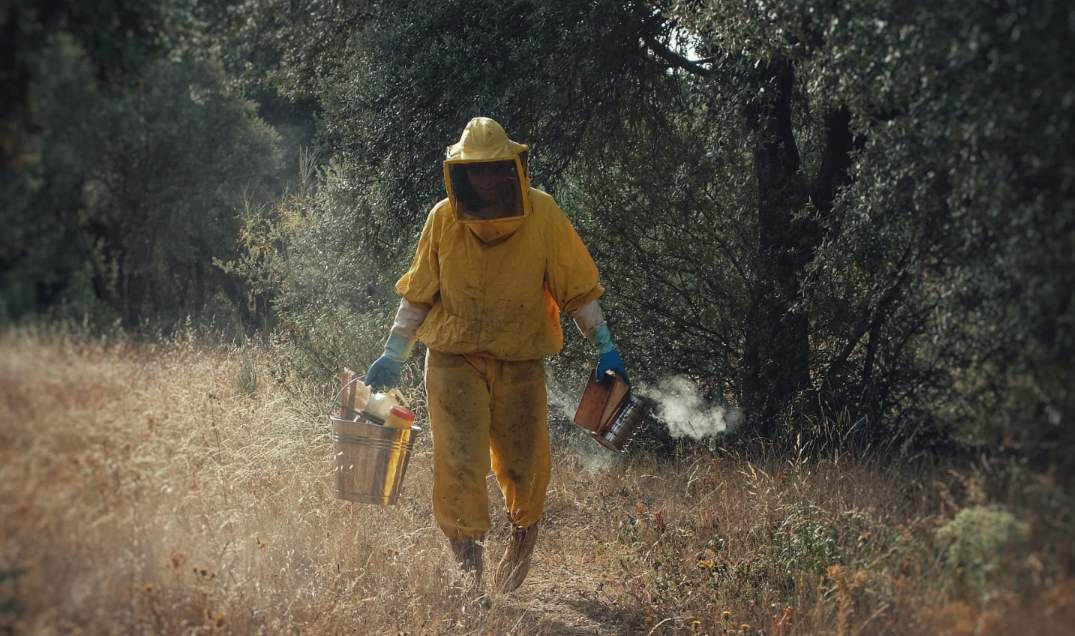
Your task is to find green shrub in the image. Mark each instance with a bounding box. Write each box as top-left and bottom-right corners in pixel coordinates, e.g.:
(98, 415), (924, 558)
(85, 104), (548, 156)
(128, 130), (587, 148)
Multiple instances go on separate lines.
(935, 505), (1031, 597)
(772, 503), (840, 578)
(0, 566), (26, 627)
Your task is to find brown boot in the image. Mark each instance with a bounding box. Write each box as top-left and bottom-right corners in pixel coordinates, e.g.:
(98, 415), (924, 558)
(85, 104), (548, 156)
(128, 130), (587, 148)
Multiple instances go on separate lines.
(449, 537), (484, 587)
(493, 522), (540, 593)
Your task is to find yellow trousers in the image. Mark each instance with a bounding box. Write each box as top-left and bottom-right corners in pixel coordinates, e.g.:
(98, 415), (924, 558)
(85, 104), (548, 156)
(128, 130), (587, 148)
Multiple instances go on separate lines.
(425, 350), (551, 539)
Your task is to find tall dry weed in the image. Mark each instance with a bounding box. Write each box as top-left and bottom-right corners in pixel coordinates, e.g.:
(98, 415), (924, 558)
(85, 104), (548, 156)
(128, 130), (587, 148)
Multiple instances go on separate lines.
(1, 326), (1072, 634)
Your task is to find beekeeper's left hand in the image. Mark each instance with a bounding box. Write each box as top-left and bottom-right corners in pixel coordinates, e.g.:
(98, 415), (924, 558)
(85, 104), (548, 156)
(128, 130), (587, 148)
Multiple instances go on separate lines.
(593, 324), (628, 383)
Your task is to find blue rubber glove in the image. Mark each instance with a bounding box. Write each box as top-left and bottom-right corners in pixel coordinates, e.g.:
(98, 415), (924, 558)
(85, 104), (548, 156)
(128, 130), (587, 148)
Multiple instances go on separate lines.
(365, 333), (414, 391)
(365, 355), (401, 391)
(597, 347), (628, 383)
(592, 324), (628, 383)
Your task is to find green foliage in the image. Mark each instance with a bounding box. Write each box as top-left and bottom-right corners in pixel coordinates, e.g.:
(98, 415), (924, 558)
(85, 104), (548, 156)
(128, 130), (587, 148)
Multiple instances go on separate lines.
(269, 306), (391, 390)
(213, 0), (1073, 454)
(237, 346), (259, 395)
(772, 504), (841, 577)
(2, 35), (282, 330)
(0, 565), (26, 626)
(764, 503), (902, 587)
(6, 0), (1072, 458)
(650, 0), (1073, 445)
(222, 155), (408, 383)
(1, 0), (191, 169)
(935, 506), (1031, 597)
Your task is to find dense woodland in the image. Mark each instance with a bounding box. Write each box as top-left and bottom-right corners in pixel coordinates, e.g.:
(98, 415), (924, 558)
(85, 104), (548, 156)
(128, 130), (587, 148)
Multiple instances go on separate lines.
(3, 1), (1072, 471)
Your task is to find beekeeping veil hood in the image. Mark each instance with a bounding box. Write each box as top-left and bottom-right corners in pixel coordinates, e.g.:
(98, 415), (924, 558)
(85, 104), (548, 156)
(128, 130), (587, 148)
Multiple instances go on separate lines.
(444, 117), (531, 244)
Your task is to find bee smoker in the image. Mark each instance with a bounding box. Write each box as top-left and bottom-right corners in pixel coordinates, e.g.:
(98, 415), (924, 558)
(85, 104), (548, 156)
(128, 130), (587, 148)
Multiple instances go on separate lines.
(573, 369), (650, 452)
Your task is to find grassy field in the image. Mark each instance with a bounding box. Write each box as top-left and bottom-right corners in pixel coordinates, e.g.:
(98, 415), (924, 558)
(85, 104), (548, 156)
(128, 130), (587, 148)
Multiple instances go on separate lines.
(1, 326), (1072, 635)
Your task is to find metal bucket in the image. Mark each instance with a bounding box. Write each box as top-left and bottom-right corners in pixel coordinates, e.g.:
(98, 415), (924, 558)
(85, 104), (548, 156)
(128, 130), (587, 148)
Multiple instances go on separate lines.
(330, 413), (420, 505)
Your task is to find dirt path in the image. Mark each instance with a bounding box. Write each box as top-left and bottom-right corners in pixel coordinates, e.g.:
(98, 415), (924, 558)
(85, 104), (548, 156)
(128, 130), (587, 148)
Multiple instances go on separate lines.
(489, 552), (630, 635)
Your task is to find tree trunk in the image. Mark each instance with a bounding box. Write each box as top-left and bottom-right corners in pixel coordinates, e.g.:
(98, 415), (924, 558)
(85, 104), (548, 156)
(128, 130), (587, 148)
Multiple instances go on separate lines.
(193, 258), (206, 320)
(741, 58), (812, 437)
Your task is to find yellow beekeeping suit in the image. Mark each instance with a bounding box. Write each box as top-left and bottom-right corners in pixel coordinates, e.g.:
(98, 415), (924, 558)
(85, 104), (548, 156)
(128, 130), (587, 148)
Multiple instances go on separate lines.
(395, 117), (603, 538)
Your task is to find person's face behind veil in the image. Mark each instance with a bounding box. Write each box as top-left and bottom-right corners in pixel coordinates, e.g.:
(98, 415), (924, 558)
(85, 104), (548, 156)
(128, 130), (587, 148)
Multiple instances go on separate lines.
(450, 160), (523, 219)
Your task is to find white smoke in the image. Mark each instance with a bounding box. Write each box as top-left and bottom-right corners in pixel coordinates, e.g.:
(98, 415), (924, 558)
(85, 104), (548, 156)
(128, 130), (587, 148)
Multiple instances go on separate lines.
(544, 366), (742, 448)
(637, 375), (743, 440)
(577, 450), (616, 474)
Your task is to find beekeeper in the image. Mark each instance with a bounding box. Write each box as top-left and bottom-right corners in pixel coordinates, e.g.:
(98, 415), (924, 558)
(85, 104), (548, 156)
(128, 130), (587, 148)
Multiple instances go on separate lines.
(365, 117), (627, 594)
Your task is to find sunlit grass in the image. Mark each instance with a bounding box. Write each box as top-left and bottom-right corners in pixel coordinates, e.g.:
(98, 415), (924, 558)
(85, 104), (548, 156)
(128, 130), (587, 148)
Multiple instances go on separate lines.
(1, 325), (1071, 634)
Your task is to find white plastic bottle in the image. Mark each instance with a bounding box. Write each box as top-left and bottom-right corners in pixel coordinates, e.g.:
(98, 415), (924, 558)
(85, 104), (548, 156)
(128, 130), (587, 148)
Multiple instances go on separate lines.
(364, 391), (397, 423)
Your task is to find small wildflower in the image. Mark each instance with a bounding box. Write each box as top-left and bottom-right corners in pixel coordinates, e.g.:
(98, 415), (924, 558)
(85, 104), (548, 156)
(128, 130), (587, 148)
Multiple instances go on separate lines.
(720, 610), (735, 632)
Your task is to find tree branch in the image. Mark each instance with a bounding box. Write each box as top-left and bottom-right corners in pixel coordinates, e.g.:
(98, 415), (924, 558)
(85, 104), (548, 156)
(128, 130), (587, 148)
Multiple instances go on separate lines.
(640, 32), (714, 78)
(825, 245), (915, 382)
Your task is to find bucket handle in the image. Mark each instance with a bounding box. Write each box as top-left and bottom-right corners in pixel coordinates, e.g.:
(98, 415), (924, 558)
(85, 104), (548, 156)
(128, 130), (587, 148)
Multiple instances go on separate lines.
(330, 373), (368, 421)
(328, 373), (409, 421)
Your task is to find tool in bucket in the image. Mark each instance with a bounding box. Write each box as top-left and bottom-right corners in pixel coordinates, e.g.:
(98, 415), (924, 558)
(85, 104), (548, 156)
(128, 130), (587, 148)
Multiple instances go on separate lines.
(573, 369), (650, 452)
(329, 370), (420, 505)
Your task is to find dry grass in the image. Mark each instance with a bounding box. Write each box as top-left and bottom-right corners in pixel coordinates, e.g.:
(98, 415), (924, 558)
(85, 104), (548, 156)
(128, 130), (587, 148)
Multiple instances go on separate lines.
(1, 325), (1073, 635)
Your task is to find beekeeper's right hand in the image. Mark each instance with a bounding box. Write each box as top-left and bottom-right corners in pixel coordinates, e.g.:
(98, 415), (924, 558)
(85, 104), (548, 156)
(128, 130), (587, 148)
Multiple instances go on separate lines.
(365, 333), (413, 391)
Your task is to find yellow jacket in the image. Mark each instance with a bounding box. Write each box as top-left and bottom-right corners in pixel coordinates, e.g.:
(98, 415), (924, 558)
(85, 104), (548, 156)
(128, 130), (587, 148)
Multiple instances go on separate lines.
(395, 187), (604, 360)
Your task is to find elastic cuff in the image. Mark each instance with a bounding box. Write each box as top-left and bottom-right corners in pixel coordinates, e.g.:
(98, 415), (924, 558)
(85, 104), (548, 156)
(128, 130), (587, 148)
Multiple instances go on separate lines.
(384, 332), (416, 362)
(570, 299), (606, 338)
(592, 323), (616, 354)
